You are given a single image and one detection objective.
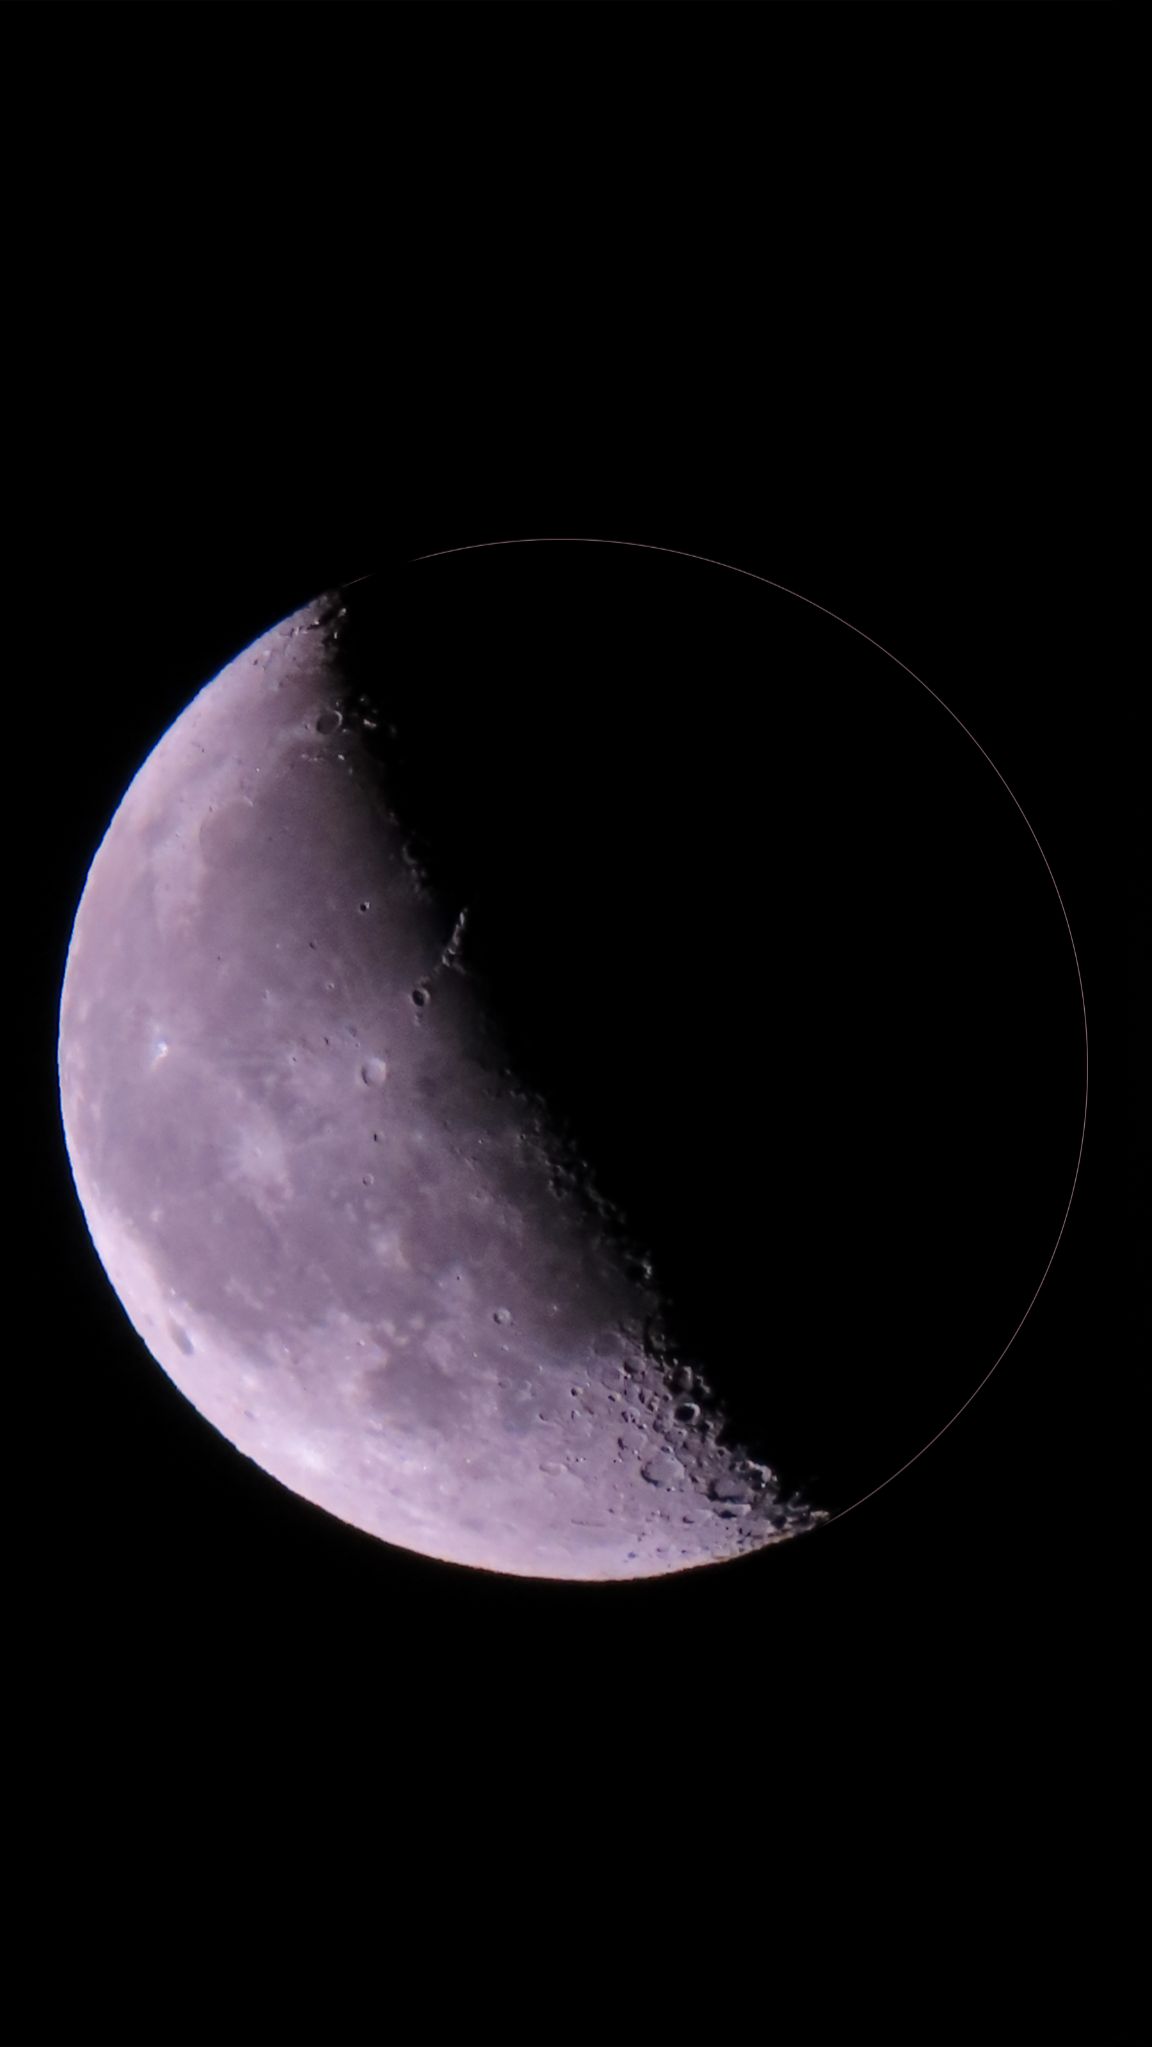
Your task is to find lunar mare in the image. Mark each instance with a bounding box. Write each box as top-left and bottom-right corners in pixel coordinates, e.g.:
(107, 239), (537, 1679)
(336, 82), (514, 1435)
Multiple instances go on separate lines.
(58, 588), (824, 1579)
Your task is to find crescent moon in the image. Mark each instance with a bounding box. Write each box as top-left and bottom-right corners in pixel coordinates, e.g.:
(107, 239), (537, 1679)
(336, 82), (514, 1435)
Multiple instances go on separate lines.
(58, 576), (826, 1579)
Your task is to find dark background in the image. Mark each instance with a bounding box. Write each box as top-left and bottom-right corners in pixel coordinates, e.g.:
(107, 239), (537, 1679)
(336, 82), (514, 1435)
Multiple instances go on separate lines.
(9, 10), (1137, 2038)
(19, 453), (1135, 2047)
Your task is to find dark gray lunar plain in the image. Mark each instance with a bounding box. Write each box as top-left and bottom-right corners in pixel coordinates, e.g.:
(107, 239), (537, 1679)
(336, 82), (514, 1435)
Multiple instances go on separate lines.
(58, 589), (825, 1578)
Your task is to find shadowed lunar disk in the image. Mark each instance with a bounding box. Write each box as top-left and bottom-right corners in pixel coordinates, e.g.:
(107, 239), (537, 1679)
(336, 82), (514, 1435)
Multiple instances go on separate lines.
(58, 546), (1084, 1578)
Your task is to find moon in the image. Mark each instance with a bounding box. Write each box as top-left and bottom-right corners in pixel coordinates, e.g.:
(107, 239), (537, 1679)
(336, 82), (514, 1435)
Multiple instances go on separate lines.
(59, 543), (1086, 1577)
(57, 573), (828, 1579)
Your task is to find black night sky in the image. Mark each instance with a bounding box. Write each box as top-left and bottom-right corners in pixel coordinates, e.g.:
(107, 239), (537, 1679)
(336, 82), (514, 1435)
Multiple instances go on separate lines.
(21, 448), (1134, 2047)
(11, 26), (1138, 2039)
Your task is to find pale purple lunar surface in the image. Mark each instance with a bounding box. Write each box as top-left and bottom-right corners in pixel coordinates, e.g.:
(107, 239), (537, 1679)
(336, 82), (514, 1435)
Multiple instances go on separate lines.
(58, 590), (823, 1579)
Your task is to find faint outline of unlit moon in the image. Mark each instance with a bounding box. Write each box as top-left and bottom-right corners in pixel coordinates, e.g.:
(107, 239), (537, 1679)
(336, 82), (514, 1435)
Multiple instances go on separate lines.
(405, 538), (1088, 1529)
(59, 545), (1087, 1571)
